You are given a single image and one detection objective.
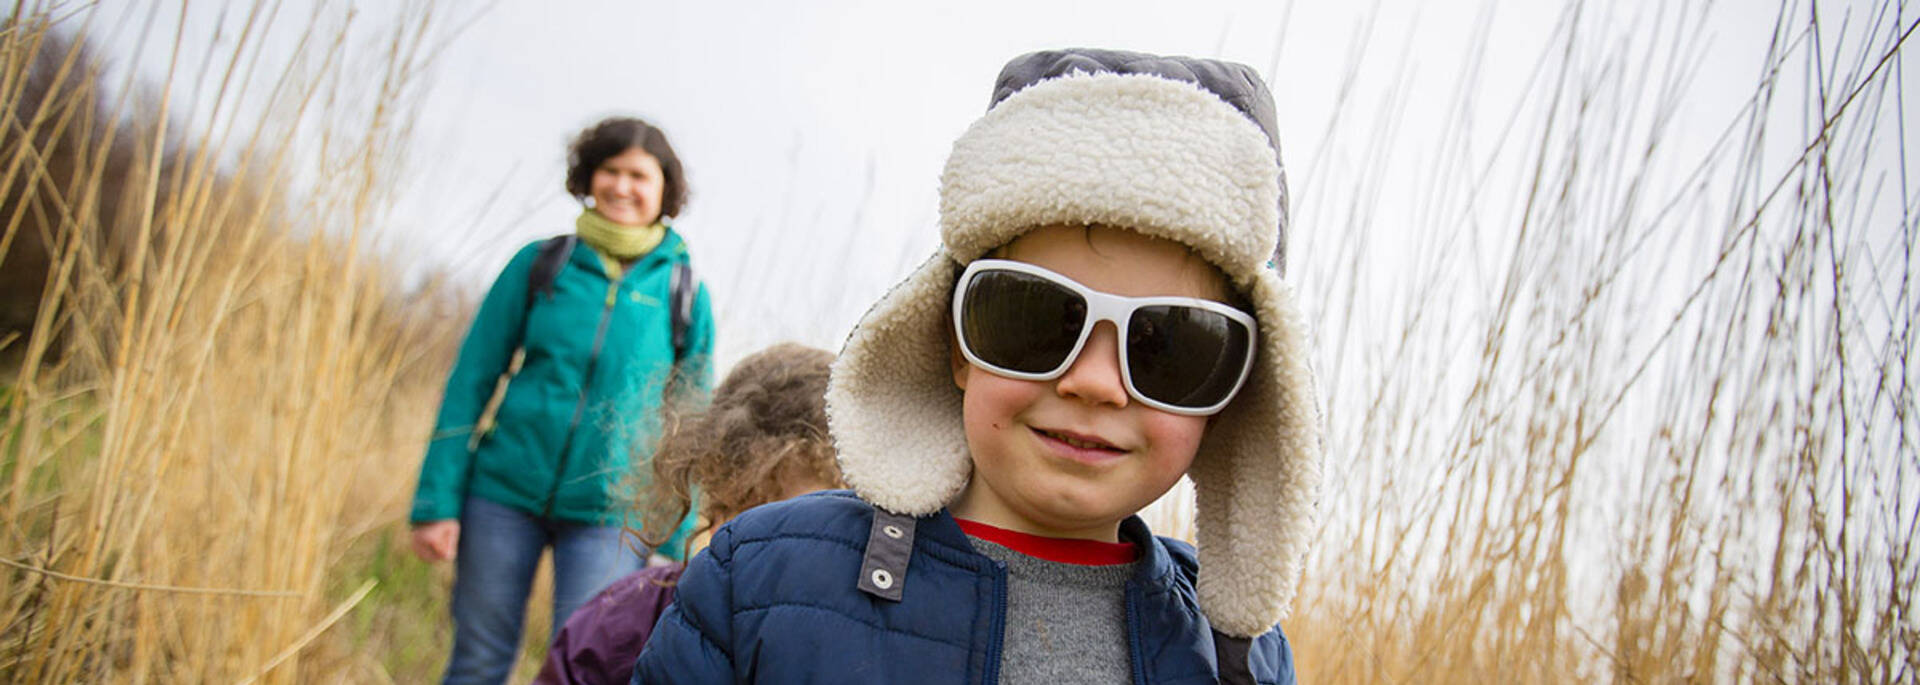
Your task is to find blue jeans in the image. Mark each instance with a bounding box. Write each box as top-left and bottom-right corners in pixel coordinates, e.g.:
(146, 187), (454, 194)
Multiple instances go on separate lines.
(442, 496), (644, 685)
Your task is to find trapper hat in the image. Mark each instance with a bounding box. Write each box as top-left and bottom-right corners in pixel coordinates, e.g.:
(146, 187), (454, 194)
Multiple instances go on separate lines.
(826, 48), (1323, 637)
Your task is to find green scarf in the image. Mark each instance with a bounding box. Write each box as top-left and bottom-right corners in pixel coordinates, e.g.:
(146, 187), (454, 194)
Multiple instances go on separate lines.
(576, 209), (666, 261)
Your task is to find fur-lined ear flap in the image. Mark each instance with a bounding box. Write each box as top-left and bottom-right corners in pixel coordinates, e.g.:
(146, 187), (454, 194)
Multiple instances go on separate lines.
(1192, 272), (1322, 637)
(826, 254), (973, 516)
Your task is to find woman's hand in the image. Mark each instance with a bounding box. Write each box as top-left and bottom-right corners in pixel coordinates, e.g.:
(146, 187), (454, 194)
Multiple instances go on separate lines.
(411, 520), (461, 562)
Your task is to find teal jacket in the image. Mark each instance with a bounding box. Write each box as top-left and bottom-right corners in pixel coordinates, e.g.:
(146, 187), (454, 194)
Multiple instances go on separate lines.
(411, 231), (715, 529)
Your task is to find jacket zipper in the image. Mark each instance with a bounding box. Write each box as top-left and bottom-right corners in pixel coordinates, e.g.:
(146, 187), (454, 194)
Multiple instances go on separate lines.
(1124, 580), (1147, 685)
(541, 272), (623, 519)
(984, 561), (1007, 684)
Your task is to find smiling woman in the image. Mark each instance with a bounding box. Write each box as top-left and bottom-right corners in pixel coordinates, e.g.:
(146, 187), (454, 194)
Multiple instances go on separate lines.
(408, 115), (715, 684)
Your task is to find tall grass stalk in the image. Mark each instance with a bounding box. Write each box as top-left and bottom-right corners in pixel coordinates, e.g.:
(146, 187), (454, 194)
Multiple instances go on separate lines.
(1285, 0), (1917, 681)
(0, 3), (457, 681)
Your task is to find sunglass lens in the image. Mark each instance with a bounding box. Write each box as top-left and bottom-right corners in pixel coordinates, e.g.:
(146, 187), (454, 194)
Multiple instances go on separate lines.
(960, 270), (1087, 374)
(1126, 306), (1252, 409)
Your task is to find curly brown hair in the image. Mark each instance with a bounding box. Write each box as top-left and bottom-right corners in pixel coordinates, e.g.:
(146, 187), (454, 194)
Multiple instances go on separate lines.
(638, 343), (843, 551)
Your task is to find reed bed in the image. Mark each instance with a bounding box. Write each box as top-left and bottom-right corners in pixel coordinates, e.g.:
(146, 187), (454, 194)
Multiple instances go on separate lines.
(1284, 0), (1917, 682)
(0, 3), (460, 682)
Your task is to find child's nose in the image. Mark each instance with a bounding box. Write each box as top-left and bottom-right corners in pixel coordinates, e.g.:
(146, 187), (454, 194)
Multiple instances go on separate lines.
(1055, 322), (1129, 407)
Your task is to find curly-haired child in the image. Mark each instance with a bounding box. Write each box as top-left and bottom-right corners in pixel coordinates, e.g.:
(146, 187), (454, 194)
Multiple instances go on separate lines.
(533, 343), (842, 685)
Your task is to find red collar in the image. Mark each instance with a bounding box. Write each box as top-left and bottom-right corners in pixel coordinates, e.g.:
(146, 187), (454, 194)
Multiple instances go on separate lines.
(955, 518), (1138, 566)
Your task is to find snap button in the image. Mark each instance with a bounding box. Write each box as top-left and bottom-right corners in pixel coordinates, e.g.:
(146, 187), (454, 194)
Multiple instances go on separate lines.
(870, 568), (894, 589)
(883, 525), (904, 539)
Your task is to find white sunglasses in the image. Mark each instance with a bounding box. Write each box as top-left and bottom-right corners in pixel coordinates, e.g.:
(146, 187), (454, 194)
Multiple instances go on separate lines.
(951, 259), (1257, 416)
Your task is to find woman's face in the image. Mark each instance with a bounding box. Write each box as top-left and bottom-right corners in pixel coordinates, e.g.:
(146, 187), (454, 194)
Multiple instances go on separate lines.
(589, 146), (667, 226)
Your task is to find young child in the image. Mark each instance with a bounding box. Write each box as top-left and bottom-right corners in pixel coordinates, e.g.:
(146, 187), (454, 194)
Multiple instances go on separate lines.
(534, 343), (843, 685)
(635, 48), (1322, 684)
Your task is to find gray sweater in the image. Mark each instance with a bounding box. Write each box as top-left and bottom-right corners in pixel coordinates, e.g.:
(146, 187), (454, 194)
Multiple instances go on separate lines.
(969, 536), (1140, 684)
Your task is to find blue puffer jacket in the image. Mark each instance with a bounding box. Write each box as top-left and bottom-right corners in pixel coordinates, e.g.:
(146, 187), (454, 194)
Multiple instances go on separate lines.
(633, 491), (1296, 684)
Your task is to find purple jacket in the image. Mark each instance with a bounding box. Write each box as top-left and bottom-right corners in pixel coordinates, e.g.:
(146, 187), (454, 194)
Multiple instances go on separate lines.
(535, 562), (686, 685)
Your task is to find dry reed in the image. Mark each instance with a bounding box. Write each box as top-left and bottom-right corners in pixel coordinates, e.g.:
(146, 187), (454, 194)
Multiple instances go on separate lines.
(1284, 0), (1917, 682)
(0, 2), (460, 682)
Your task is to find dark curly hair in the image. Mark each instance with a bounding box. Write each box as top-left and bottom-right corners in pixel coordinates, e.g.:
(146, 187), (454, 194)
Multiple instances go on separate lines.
(565, 116), (689, 219)
(638, 343), (843, 551)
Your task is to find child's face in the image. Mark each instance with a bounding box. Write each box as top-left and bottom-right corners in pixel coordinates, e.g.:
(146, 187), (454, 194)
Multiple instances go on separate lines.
(949, 224), (1235, 541)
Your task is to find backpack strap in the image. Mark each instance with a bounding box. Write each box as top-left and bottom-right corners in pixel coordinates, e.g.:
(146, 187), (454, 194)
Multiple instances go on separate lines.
(526, 234), (577, 308)
(1212, 629), (1255, 684)
(669, 259), (695, 360)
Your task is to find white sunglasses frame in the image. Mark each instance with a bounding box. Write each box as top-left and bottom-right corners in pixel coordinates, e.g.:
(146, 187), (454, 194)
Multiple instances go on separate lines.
(951, 258), (1258, 416)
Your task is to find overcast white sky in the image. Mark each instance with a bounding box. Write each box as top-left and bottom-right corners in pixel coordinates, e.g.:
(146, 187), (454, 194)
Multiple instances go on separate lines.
(87, 0), (1816, 370)
(76, 0), (1918, 584)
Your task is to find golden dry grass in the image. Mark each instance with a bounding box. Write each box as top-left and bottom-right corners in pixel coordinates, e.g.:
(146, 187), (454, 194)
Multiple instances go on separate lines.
(1282, 1), (1918, 682)
(0, 2), (463, 681)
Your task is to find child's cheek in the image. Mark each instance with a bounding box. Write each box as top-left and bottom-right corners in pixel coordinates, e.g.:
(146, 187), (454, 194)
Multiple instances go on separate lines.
(958, 367), (1048, 438)
(1139, 409), (1208, 474)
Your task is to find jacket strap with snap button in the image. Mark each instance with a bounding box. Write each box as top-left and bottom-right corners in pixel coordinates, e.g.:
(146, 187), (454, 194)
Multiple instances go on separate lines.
(857, 508), (916, 601)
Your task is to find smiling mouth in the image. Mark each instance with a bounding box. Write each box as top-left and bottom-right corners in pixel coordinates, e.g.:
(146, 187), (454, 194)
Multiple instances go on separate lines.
(1034, 427), (1123, 453)
(598, 201), (646, 219)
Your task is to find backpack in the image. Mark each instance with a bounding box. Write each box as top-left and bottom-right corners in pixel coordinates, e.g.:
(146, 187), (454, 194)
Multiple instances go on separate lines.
(525, 234), (697, 360)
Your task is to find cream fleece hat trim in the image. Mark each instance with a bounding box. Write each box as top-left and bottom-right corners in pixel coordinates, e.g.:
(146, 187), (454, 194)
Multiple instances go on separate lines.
(827, 66), (1323, 638)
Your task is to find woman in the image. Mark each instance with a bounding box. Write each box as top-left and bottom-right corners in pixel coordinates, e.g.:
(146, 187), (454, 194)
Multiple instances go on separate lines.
(408, 116), (714, 684)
